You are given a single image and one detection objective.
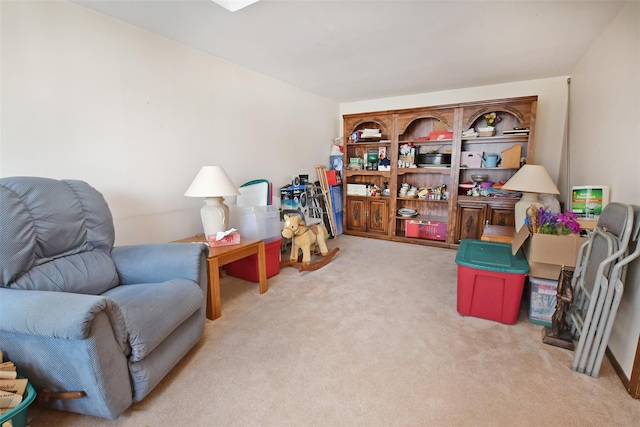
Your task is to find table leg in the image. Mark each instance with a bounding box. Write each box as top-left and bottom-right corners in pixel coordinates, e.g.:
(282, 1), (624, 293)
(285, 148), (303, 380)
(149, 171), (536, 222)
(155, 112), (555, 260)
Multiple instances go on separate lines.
(257, 240), (268, 294)
(207, 257), (222, 320)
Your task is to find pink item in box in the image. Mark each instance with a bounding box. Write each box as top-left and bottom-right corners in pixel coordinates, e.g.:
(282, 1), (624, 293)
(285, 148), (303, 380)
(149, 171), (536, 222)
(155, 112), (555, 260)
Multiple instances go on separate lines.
(208, 232), (241, 247)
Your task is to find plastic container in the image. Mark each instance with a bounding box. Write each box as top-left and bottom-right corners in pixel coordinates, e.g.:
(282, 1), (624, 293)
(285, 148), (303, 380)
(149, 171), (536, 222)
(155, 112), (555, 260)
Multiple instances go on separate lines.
(528, 276), (559, 327)
(225, 237), (282, 282)
(455, 239), (529, 324)
(230, 205), (280, 241)
(406, 219), (446, 241)
(0, 380), (36, 427)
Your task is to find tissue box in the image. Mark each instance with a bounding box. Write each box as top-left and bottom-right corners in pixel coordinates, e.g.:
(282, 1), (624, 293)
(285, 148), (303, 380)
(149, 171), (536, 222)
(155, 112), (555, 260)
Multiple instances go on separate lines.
(208, 232), (241, 247)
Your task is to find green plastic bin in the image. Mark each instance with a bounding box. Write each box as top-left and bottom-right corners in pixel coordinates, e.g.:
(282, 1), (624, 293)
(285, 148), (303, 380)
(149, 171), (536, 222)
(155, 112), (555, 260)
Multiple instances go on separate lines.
(0, 381), (36, 427)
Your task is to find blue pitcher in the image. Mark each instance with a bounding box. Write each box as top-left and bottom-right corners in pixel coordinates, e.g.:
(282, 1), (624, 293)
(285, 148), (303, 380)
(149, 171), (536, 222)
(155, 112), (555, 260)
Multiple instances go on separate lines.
(481, 153), (501, 168)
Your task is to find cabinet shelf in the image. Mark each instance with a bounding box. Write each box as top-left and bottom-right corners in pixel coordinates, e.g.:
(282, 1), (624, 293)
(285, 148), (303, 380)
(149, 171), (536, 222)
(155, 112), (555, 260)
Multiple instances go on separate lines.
(399, 139), (454, 145)
(398, 167), (451, 175)
(462, 135), (529, 144)
(458, 195), (521, 203)
(396, 214), (448, 221)
(346, 141), (391, 147)
(345, 170), (391, 178)
(397, 197), (449, 203)
(346, 195), (391, 199)
(459, 167), (519, 171)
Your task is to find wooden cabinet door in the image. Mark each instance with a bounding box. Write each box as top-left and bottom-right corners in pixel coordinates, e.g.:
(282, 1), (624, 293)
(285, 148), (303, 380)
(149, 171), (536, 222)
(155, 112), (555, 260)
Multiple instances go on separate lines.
(368, 198), (389, 234)
(487, 207), (515, 228)
(456, 204), (486, 241)
(346, 197), (367, 232)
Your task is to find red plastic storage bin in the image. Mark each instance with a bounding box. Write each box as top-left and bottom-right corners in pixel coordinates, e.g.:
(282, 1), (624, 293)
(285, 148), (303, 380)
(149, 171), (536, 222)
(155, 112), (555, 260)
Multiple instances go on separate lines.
(225, 237), (282, 282)
(455, 239), (529, 324)
(405, 219), (446, 241)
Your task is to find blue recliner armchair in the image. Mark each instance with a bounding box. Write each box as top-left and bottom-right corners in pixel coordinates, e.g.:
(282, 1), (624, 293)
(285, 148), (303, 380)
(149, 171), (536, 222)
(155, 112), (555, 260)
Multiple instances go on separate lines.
(0, 177), (208, 419)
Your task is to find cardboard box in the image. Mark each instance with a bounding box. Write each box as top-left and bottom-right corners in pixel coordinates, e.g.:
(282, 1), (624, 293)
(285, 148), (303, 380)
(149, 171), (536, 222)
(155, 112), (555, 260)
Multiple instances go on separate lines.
(501, 145), (522, 168)
(429, 131), (454, 141)
(280, 185), (306, 210)
(326, 170), (342, 186)
(571, 185), (610, 218)
(460, 151), (482, 168)
(347, 183), (367, 196)
(511, 227), (587, 280)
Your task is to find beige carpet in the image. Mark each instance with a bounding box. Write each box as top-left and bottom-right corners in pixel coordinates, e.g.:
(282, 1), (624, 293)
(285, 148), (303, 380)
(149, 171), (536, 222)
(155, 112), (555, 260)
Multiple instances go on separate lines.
(29, 235), (639, 426)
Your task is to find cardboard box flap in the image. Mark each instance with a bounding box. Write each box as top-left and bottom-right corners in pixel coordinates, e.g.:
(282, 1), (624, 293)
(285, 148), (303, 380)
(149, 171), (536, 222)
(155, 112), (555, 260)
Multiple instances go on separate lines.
(511, 226), (530, 255)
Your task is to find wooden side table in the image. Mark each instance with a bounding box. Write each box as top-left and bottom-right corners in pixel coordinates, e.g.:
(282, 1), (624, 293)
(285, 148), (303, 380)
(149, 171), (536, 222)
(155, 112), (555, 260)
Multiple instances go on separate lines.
(174, 235), (267, 320)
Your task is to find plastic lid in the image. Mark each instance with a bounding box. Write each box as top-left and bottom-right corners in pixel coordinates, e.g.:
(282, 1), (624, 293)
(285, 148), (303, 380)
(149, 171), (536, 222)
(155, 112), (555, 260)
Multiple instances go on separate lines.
(455, 239), (529, 274)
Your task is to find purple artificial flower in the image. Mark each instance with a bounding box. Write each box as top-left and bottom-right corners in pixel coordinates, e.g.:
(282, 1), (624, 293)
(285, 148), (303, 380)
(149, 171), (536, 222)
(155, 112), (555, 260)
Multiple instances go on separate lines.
(530, 207), (580, 235)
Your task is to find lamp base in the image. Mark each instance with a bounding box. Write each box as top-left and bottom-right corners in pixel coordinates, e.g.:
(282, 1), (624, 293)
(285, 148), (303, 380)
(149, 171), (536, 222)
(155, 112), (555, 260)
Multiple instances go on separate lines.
(514, 192), (544, 232)
(201, 197), (229, 239)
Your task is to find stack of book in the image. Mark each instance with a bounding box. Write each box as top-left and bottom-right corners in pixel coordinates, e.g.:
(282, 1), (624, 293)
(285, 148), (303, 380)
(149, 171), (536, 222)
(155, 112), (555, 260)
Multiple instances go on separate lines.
(359, 128), (382, 140)
(503, 127), (530, 135)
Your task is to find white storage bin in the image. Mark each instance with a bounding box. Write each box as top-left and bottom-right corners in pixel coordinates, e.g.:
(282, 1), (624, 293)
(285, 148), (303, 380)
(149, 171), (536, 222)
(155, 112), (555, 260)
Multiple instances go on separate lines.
(230, 205), (281, 241)
(529, 276), (559, 327)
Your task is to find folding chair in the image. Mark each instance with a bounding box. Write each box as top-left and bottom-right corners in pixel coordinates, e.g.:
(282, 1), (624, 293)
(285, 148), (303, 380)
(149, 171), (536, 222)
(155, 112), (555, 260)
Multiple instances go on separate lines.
(586, 204), (640, 377)
(569, 203), (634, 373)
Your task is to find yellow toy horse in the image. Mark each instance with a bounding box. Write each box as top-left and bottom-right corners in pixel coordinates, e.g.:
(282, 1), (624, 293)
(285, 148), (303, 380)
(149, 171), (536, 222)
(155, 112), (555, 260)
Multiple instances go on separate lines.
(281, 214), (329, 264)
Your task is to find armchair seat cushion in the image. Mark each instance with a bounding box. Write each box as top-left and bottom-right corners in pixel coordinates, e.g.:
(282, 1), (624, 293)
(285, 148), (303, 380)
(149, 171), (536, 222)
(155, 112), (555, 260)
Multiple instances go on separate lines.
(102, 279), (204, 362)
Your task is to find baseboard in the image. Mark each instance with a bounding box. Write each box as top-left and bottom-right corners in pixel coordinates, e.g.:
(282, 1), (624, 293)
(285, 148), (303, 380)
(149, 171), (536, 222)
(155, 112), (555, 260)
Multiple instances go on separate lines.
(605, 347), (640, 402)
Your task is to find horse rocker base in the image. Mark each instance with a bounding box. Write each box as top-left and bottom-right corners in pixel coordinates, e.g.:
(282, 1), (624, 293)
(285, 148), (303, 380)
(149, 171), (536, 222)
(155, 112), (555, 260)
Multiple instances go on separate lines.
(280, 247), (340, 272)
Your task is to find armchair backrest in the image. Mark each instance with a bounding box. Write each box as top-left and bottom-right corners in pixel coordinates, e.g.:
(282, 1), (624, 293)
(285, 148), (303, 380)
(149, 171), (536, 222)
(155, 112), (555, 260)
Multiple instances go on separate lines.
(0, 177), (119, 294)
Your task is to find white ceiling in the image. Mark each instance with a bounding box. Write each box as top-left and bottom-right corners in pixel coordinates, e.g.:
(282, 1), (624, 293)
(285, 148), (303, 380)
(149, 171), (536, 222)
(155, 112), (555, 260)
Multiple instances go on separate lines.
(72, 0), (626, 103)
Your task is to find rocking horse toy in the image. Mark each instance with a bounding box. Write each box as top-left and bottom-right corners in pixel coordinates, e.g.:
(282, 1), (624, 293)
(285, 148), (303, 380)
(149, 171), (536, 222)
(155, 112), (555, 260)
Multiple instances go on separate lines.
(280, 214), (339, 272)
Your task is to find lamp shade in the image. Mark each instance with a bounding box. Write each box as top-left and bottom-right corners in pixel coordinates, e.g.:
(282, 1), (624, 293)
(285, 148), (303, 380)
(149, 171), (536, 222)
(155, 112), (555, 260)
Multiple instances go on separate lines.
(501, 165), (560, 194)
(184, 166), (240, 198)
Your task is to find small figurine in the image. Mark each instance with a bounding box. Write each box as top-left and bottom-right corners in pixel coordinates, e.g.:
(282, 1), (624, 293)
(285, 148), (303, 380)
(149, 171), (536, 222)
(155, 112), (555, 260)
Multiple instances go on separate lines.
(542, 266), (575, 350)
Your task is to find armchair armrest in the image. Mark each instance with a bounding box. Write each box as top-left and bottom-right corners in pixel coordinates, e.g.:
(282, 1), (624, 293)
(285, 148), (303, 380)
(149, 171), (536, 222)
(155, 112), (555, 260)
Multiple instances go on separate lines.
(111, 243), (207, 285)
(0, 287), (128, 352)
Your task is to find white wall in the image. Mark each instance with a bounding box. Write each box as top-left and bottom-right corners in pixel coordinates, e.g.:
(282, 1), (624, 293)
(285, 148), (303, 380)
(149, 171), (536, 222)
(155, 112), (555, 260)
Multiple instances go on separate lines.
(0, 1), (339, 245)
(569, 1), (640, 380)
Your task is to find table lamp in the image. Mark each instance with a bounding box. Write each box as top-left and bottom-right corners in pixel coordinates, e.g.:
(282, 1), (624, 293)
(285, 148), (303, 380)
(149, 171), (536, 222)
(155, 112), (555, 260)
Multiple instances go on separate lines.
(501, 164), (560, 231)
(184, 166), (240, 239)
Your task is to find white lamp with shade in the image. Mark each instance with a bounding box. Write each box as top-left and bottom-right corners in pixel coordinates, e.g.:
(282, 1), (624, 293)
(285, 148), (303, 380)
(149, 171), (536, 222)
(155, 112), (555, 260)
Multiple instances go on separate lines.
(501, 164), (560, 231)
(184, 166), (240, 239)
